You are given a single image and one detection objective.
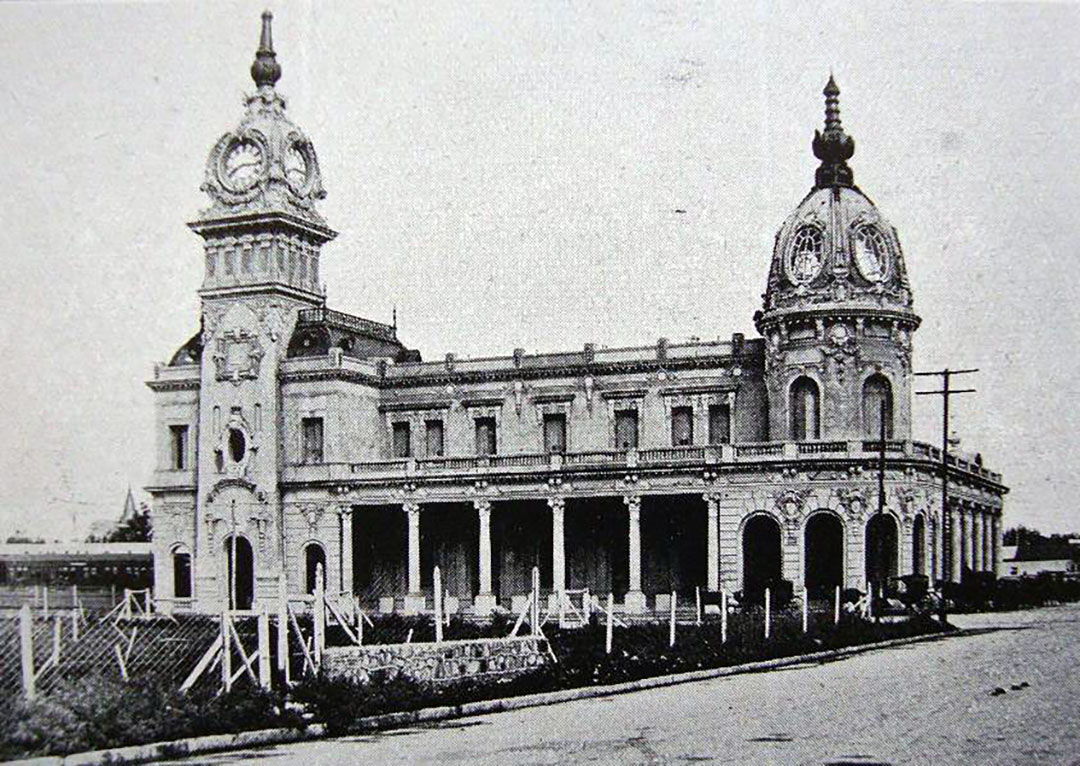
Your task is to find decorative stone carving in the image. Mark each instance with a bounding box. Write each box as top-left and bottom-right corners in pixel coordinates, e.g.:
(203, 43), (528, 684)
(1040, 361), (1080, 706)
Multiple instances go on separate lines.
(836, 486), (870, 523)
(213, 328), (265, 384)
(773, 488), (810, 542)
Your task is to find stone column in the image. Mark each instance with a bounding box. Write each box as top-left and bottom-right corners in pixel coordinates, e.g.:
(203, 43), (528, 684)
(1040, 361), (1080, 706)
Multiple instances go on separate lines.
(705, 494), (720, 592)
(624, 495), (646, 613)
(992, 513), (1002, 577)
(972, 511), (983, 572)
(949, 505), (962, 583)
(403, 501), (424, 614)
(983, 509), (993, 573)
(339, 507), (353, 596)
(548, 497), (565, 596)
(958, 505), (969, 576)
(474, 500), (495, 615)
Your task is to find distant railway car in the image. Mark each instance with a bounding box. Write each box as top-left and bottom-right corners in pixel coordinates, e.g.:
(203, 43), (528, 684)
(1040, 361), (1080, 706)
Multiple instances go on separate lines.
(0, 543), (153, 589)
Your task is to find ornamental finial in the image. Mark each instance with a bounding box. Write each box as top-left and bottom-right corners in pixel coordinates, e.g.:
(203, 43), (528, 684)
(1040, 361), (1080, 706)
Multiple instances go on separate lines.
(250, 10), (282, 89)
(812, 74), (855, 188)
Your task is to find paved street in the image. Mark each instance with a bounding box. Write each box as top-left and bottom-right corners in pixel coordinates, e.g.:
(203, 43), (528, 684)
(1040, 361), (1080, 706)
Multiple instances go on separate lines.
(171, 605), (1080, 765)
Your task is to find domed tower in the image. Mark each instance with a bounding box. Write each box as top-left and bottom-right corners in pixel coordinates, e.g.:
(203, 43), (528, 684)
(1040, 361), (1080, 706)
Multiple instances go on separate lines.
(754, 77), (920, 443)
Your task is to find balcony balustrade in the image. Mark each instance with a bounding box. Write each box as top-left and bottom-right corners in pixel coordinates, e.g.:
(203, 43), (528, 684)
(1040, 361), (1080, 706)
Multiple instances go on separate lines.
(280, 439), (1001, 486)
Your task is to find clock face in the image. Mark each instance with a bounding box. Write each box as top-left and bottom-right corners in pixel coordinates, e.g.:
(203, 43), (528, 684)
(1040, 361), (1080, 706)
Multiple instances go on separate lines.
(221, 139), (264, 191)
(284, 142), (310, 193)
(853, 225), (889, 282)
(788, 225), (824, 284)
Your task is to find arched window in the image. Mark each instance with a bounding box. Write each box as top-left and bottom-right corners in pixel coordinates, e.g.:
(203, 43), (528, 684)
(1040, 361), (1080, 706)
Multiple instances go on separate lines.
(172, 547), (192, 599)
(790, 377), (820, 441)
(862, 375), (893, 439)
(304, 543), (327, 594)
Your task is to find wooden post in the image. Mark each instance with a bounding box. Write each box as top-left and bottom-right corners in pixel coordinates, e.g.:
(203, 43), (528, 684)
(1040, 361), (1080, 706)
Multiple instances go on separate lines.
(123, 588), (132, 620)
(20, 604), (35, 700)
(866, 585), (873, 620)
(720, 589), (727, 644)
(313, 563), (326, 667)
(695, 586), (702, 626)
(668, 591), (677, 648)
(834, 585), (840, 625)
(802, 592), (809, 633)
(52, 615), (62, 665)
(433, 567), (444, 644)
(71, 607), (79, 642)
(43, 585), (49, 618)
(258, 607), (271, 690)
(71, 584), (78, 612)
(110, 583), (116, 607)
(605, 593), (614, 655)
(276, 573), (288, 677)
(221, 611), (232, 693)
(531, 567), (540, 637)
(764, 587), (771, 640)
(355, 596), (364, 646)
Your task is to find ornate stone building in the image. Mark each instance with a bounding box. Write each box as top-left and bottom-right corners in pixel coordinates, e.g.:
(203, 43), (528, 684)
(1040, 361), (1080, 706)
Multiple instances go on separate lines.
(146, 14), (1006, 615)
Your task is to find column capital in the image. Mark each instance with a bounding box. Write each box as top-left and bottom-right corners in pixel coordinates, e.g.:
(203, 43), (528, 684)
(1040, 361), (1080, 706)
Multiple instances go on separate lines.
(623, 495), (641, 513)
(474, 499), (492, 516)
(703, 493), (721, 515)
(335, 504), (352, 518)
(403, 501), (421, 516)
(547, 496), (565, 513)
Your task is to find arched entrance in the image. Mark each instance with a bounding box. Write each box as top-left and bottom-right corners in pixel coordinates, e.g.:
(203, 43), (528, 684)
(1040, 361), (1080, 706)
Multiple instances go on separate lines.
(865, 513), (899, 587)
(742, 515), (782, 597)
(912, 514), (926, 576)
(304, 543), (327, 594)
(804, 513), (844, 598)
(225, 535), (254, 610)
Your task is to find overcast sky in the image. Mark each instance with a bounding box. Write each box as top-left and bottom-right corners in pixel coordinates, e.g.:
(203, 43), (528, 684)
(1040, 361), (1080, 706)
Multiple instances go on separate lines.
(1, 1), (1078, 538)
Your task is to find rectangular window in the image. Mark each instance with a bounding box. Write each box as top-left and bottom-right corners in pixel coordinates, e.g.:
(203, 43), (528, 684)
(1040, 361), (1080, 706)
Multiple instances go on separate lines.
(173, 552), (192, 599)
(475, 417), (497, 456)
(392, 421), (412, 458)
(708, 404), (731, 445)
(543, 413), (567, 453)
(614, 409), (639, 450)
(671, 406), (694, 447)
(425, 420), (444, 457)
(169, 425), (188, 470)
(301, 417), (324, 464)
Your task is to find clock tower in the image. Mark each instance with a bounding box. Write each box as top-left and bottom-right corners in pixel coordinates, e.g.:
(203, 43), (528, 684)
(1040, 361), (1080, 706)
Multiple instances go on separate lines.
(755, 77), (921, 443)
(188, 12), (336, 610)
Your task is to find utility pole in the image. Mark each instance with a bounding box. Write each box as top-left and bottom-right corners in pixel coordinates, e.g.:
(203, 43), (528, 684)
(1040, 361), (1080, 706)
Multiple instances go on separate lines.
(915, 367), (977, 624)
(874, 399), (887, 621)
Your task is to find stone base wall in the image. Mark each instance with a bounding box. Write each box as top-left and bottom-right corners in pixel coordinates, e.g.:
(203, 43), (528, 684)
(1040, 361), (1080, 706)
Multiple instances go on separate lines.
(322, 635), (549, 685)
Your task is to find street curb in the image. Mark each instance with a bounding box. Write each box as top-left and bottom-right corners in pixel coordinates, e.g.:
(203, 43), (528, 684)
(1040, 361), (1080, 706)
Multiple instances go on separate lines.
(15, 628), (960, 766)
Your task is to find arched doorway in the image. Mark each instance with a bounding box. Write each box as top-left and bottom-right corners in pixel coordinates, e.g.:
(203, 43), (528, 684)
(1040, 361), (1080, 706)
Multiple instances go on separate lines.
(865, 513), (899, 587)
(742, 515), (782, 598)
(304, 543), (327, 594)
(912, 514), (926, 576)
(804, 513), (844, 598)
(225, 535), (254, 610)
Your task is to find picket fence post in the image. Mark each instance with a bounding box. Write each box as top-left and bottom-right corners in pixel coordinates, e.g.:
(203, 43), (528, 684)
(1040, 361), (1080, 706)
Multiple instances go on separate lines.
(258, 606), (271, 690)
(834, 585), (841, 625)
(668, 591), (677, 648)
(433, 566), (444, 644)
(276, 572), (289, 684)
(720, 589), (727, 644)
(802, 592), (809, 633)
(605, 593), (614, 655)
(20, 604), (35, 700)
(221, 610), (232, 693)
(313, 563), (326, 667)
(764, 587), (771, 640)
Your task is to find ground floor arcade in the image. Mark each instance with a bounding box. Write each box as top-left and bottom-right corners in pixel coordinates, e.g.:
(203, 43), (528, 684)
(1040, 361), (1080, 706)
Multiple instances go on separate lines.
(273, 489), (1001, 616)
